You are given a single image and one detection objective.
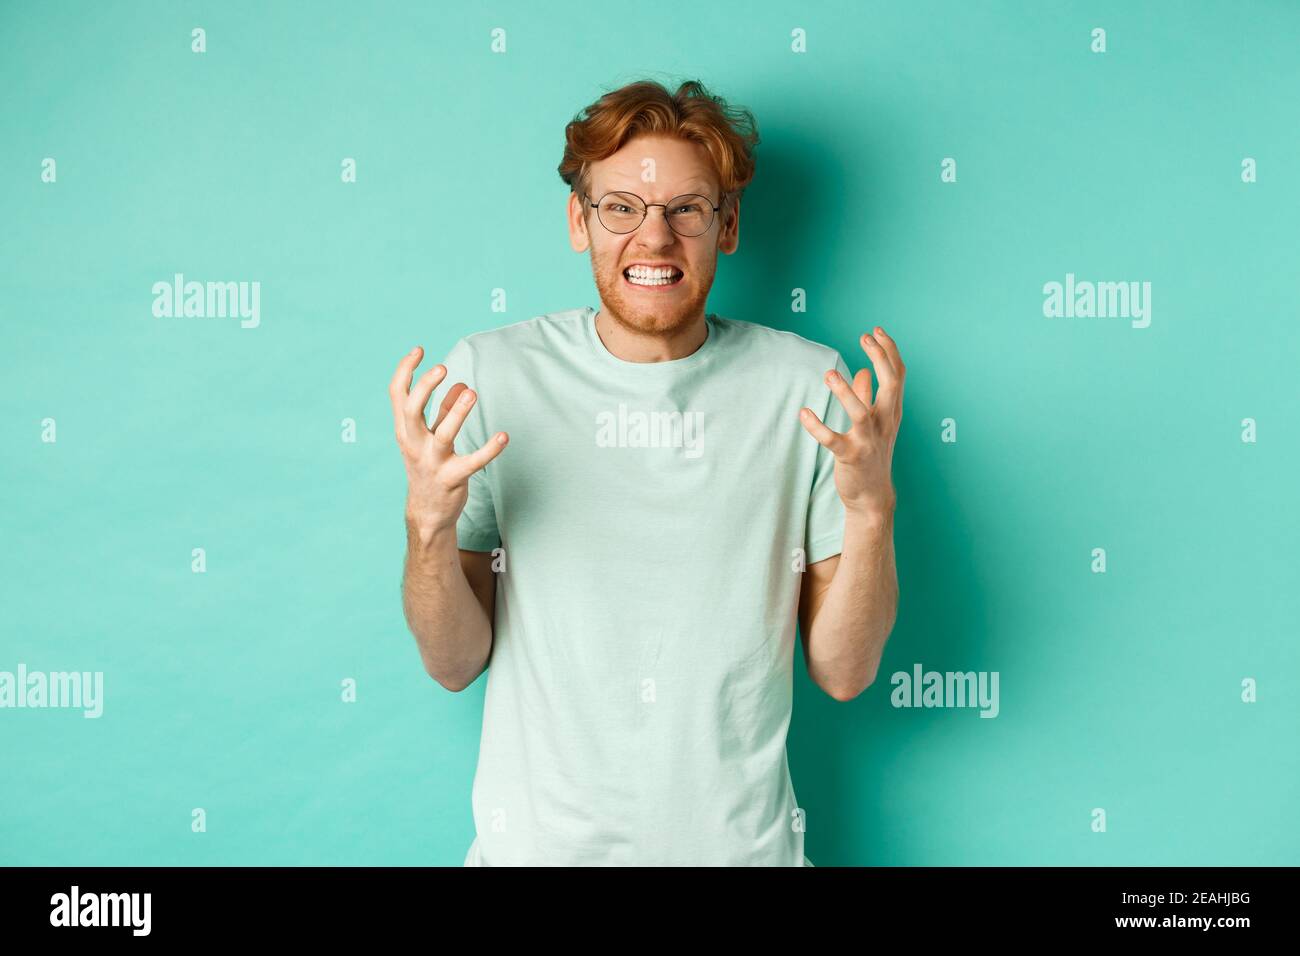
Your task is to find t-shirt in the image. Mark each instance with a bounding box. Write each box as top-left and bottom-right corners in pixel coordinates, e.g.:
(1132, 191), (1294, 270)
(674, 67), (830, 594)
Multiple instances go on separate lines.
(429, 305), (851, 866)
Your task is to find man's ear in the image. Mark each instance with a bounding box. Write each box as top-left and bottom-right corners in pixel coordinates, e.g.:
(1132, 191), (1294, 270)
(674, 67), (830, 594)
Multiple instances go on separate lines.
(568, 191), (591, 253)
(717, 197), (740, 255)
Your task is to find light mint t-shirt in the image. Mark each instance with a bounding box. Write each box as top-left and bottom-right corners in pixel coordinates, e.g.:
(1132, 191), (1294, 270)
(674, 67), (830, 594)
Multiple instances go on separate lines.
(430, 306), (851, 866)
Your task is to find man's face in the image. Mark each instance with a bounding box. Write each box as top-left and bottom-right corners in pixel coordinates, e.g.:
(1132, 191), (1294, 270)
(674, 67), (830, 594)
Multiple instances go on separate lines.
(568, 133), (740, 338)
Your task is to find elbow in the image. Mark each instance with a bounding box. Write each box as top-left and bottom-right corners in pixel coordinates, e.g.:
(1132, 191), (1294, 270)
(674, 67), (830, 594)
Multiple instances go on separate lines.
(828, 680), (866, 703)
(425, 653), (488, 693)
(827, 663), (879, 703)
(432, 672), (471, 693)
(423, 659), (474, 693)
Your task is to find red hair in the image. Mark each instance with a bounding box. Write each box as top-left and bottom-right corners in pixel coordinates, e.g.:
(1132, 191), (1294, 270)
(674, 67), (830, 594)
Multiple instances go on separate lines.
(558, 79), (760, 216)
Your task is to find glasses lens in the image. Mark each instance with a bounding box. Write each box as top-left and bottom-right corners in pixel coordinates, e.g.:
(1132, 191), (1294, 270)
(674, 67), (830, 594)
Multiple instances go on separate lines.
(665, 194), (714, 236)
(597, 192), (646, 233)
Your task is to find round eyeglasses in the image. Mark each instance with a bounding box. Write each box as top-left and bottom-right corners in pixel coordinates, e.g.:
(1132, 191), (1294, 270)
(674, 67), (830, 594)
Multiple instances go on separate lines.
(583, 190), (721, 237)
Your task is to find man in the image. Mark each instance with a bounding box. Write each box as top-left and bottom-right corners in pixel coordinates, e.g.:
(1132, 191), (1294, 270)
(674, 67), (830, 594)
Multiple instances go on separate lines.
(390, 79), (903, 866)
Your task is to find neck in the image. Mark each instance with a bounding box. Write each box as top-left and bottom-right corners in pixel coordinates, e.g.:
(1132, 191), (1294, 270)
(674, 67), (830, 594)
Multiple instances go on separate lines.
(593, 307), (708, 363)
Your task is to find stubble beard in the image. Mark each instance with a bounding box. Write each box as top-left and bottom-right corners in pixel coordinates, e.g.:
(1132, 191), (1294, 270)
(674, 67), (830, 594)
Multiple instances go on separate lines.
(591, 245), (713, 339)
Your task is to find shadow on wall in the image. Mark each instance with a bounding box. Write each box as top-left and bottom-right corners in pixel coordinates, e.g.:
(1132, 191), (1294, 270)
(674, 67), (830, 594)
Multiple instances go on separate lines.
(717, 125), (868, 338)
(720, 118), (1021, 865)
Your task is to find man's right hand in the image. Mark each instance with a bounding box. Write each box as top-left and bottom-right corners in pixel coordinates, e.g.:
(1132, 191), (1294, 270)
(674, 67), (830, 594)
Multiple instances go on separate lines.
(390, 345), (508, 536)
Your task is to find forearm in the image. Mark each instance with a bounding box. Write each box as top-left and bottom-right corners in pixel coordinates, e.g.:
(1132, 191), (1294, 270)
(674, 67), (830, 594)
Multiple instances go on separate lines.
(402, 517), (492, 691)
(806, 508), (899, 700)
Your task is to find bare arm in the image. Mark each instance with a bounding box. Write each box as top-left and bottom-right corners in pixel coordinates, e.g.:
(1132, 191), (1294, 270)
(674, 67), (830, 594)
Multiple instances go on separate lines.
(402, 535), (497, 692)
(797, 325), (906, 701)
(390, 345), (508, 692)
(797, 510), (898, 701)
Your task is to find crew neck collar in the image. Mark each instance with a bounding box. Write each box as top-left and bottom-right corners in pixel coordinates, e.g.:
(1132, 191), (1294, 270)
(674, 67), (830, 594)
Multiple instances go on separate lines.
(584, 306), (714, 370)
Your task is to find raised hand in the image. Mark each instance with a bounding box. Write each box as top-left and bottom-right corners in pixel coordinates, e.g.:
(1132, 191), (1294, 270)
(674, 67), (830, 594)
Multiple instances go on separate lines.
(390, 345), (508, 535)
(798, 326), (904, 517)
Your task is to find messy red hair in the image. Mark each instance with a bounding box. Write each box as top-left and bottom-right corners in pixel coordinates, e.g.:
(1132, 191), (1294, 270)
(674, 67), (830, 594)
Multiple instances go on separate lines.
(558, 78), (760, 217)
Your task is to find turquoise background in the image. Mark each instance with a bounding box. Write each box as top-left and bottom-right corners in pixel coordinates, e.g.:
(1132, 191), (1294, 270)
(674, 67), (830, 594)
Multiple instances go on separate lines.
(2, 0), (1297, 865)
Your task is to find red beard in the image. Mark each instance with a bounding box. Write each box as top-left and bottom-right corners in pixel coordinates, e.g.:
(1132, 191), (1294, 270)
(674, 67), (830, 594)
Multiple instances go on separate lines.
(595, 244), (717, 338)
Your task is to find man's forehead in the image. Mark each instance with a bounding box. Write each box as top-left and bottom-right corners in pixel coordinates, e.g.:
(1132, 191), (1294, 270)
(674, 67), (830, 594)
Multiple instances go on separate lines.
(595, 167), (717, 193)
(592, 141), (722, 195)
(594, 169), (717, 194)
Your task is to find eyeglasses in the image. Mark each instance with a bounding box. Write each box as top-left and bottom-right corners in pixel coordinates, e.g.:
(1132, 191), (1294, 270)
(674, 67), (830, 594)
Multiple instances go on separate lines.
(582, 190), (721, 237)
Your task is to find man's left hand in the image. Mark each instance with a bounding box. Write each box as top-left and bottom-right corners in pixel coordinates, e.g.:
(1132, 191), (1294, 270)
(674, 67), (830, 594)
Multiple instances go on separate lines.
(799, 326), (905, 518)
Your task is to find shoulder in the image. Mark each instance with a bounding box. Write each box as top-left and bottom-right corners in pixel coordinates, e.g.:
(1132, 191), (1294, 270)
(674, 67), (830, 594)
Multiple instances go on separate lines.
(710, 315), (847, 374)
(452, 308), (589, 364)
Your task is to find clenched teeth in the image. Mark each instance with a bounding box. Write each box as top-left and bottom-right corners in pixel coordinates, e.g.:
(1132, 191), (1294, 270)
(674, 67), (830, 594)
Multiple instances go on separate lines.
(624, 265), (683, 285)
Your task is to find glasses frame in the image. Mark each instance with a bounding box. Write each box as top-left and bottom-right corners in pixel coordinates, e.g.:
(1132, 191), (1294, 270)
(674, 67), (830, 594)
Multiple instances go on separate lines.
(582, 189), (722, 237)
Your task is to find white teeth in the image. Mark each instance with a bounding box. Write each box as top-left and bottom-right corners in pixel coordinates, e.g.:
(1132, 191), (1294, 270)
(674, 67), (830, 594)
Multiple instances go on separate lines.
(624, 265), (682, 286)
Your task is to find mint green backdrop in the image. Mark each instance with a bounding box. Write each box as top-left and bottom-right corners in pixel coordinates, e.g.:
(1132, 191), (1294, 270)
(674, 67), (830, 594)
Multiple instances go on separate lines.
(2, 1), (1297, 866)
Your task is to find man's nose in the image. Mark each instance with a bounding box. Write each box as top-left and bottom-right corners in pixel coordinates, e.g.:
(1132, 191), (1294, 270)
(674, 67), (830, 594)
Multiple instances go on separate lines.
(638, 206), (677, 242)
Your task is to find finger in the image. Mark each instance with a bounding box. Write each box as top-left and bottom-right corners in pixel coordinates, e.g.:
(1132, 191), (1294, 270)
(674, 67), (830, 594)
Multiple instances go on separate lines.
(871, 326), (905, 380)
(825, 368), (870, 425)
(798, 406), (847, 456)
(860, 331), (901, 411)
(852, 368), (875, 406)
(860, 331), (900, 389)
(431, 385), (477, 449)
(404, 362), (449, 434)
(389, 346), (423, 404)
(873, 327), (904, 424)
(431, 381), (470, 432)
(389, 346), (426, 440)
(444, 431), (510, 485)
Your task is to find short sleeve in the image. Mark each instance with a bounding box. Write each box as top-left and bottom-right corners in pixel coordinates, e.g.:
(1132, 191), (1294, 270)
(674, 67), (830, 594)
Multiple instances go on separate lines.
(804, 351), (853, 564)
(426, 337), (501, 552)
